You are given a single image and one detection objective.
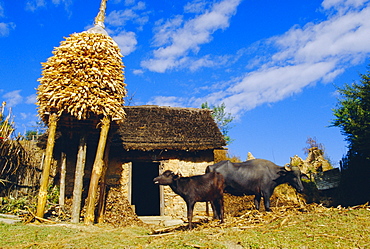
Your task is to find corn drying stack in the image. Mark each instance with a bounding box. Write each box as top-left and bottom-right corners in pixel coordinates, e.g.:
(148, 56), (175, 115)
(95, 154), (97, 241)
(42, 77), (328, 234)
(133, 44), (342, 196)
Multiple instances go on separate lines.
(35, 0), (127, 222)
(36, 29), (126, 123)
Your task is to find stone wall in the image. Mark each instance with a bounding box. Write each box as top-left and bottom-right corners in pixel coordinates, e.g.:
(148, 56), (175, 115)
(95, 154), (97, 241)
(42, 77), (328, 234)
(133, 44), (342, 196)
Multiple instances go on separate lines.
(159, 159), (212, 218)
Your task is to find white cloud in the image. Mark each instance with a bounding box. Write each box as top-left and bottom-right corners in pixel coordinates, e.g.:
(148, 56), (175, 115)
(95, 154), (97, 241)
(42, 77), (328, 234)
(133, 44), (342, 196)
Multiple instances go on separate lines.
(149, 0), (370, 117)
(189, 54), (231, 71)
(52, 0), (71, 4)
(322, 0), (368, 12)
(0, 2), (16, 36)
(106, 2), (148, 27)
(224, 62), (336, 113)
(107, 9), (137, 26)
(271, 6), (370, 64)
(111, 0), (124, 4)
(133, 1), (146, 10)
(147, 96), (186, 107)
(184, 0), (210, 14)
(112, 31), (138, 56)
(3, 90), (23, 107)
(133, 69), (144, 75)
(20, 113), (29, 120)
(25, 0), (72, 12)
(25, 0), (46, 12)
(195, 1), (370, 116)
(124, 0), (136, 6)
(0, 3), (4, 17)
(26, 94), (37, 105)
(141, 0), (242, 72)
(0, 22), (15, 37)
(52, 0), (73, 11)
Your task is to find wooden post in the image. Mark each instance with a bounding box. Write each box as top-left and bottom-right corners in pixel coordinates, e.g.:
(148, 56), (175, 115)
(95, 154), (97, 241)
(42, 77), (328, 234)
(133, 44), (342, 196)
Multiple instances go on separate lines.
(59, 152), (67, 208)
(36, 113), (58, 218)
(71, 134), (87, 223)
(84, 116), (110, 225)
(97, 138), (111, 223)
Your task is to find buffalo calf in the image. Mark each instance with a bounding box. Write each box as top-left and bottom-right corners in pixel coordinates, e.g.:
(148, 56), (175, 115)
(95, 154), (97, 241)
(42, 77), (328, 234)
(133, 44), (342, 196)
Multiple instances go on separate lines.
(153, 170), (224, 229)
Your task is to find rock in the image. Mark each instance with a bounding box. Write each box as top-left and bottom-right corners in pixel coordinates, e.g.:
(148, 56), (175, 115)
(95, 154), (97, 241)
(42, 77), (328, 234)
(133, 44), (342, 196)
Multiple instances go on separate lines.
(0, 214), (21, 224)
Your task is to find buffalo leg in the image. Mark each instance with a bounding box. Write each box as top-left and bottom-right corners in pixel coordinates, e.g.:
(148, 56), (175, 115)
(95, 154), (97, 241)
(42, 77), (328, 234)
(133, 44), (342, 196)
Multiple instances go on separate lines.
(206, 201), (210, 217)
(186, 201), (196, 229)
(254, 194), (261, 210)
(210, 201), (217, 219)
(218, 197), (224, 223)
(211, 198), (224, 223)
(263, 193), (272, 211)
(210, 200), (219, 220)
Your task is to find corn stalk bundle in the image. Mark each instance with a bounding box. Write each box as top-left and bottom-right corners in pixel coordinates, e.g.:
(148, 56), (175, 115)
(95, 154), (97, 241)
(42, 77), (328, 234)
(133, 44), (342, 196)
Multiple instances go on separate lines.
(0, 102), (15, 140)
(36, 32), (126, 123)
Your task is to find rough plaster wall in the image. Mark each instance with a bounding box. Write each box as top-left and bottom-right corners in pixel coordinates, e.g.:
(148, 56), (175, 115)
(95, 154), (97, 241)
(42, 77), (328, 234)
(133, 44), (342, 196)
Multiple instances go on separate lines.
(112, 158), (214, 218)
(119, 162), (131, 201)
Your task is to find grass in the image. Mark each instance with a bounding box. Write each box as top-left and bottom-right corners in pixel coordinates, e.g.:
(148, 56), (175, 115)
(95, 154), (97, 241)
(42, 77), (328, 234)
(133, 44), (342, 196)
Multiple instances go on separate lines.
(0, 205), (369, 248)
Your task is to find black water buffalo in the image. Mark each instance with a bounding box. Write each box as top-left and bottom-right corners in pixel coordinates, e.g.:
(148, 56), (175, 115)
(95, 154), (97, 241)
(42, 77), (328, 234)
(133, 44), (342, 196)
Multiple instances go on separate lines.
(153, 170), (224, 229)
(206, 159), (305, 211)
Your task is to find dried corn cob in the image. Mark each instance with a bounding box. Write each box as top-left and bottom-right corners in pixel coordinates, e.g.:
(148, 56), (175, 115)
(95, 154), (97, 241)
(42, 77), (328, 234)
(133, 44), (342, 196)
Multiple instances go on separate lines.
(36, 31), (126, 123)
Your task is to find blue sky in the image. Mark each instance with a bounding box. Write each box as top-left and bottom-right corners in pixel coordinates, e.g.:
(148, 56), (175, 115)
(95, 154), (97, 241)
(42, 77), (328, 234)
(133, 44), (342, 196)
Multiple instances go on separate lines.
(1, 0), (370, 166)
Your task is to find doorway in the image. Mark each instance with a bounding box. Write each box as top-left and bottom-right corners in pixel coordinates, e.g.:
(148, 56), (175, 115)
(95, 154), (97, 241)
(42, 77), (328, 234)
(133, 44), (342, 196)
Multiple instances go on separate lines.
(131, 161), (160, 216)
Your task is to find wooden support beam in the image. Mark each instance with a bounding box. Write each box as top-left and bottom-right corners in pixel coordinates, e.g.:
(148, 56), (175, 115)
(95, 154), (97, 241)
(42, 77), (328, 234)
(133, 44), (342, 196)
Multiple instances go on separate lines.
(84, 116), (111, 225)
(59, 152), (67, 208)
(71, 134), (87, 223)
(36, 113), (58, 218)
(97, 137), (111, 223)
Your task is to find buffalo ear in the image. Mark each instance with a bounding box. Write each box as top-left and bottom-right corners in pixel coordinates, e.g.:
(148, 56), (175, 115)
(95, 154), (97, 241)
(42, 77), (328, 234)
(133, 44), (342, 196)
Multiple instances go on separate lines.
(284, 164), (292, 171)
(176, 170), (183, 177)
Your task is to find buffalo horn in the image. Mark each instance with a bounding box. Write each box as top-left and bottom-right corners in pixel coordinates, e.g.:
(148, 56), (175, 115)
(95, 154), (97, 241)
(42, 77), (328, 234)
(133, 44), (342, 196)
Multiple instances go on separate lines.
(176, 169), (183, 177)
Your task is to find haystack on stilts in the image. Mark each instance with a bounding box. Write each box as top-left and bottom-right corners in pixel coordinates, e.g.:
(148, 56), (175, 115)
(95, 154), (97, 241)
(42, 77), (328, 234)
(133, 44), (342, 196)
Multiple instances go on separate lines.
(35, 0), (126, 224)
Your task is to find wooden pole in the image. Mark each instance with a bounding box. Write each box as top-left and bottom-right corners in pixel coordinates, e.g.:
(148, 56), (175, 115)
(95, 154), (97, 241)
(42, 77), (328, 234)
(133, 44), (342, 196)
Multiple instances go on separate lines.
(97, 140), (110, 223)
(71, 134), (87, 223)
(36, 113), (58, 218)
(84, 116), (110, 225)
(59, 152), (67, 208)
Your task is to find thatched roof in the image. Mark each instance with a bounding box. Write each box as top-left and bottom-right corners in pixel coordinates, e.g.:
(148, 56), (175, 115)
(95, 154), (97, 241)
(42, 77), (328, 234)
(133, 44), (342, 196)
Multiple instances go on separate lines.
(118, 105), (226, 151)
(37, 105), (226, 152)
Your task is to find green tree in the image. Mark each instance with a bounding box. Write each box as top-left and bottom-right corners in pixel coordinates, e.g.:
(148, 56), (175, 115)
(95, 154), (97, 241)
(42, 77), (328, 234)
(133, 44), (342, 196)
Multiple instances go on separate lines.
(331, 64), (370, 205)
(332, 70), (370, 156)
(201, 102), (234, 145)
(24, 121), (46, 140)
(25, 130), (38, 141)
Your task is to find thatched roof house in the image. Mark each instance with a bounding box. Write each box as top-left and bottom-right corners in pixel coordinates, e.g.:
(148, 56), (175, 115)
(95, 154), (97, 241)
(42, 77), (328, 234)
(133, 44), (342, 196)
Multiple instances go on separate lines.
(45, 105), (226, 220)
